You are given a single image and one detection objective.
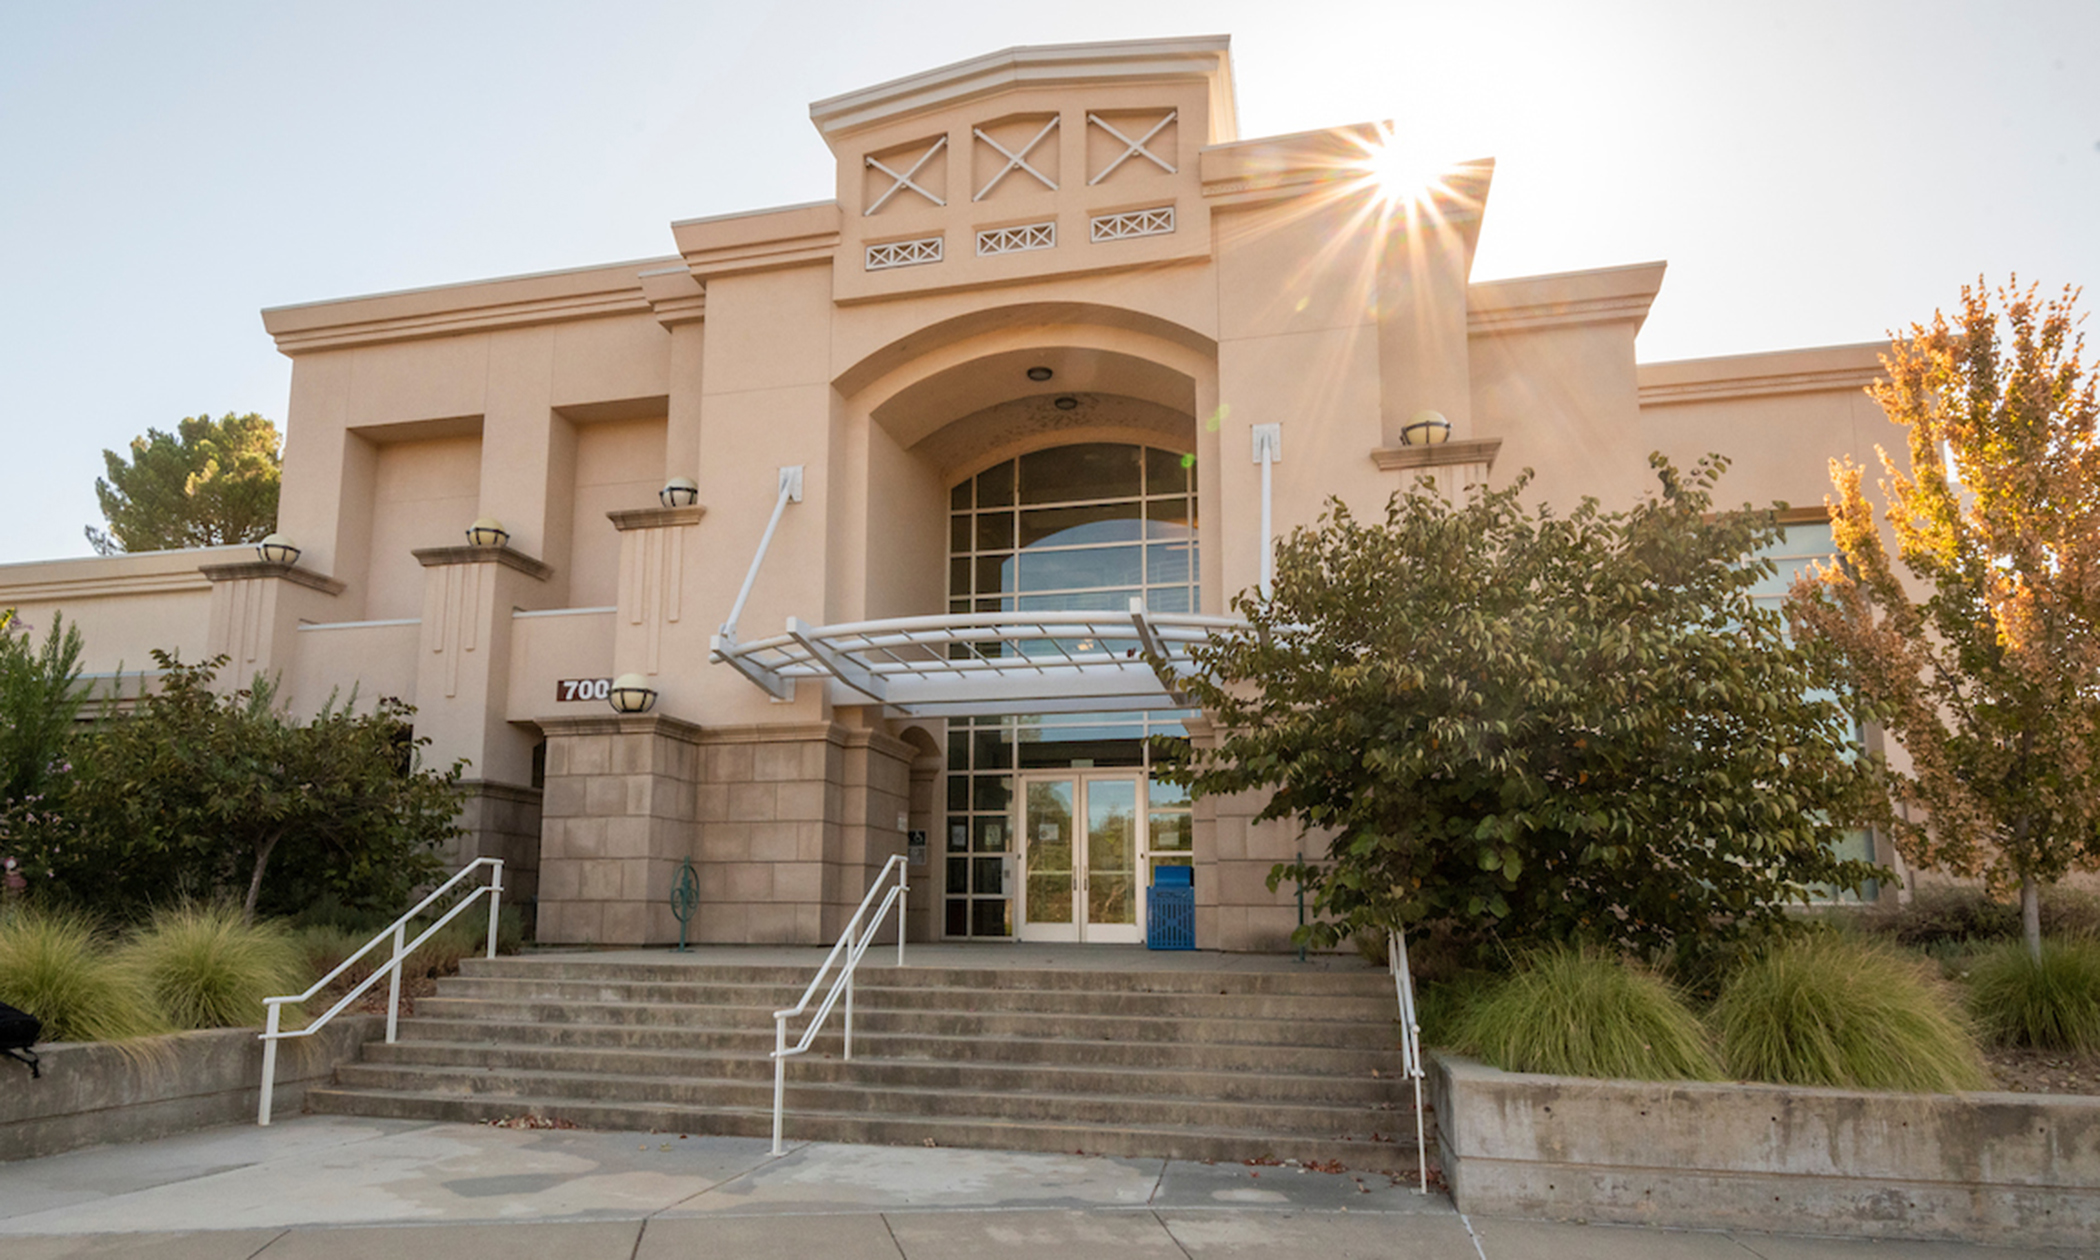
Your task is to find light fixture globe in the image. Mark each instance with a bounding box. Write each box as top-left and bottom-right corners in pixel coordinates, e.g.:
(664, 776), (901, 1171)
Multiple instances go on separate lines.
(465, 517), (510, 548)
(607, 673), (658, 714)
(256, 533), (301, 565)
(659, 477), (699, 508)
(1400, 410), (1452, 446)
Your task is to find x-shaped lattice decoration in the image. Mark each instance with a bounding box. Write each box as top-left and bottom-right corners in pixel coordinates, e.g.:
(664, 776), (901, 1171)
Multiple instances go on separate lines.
(972, 117), (1060, 201)
(1087, 110), (1177, 185)
(865, 136), (948, 216)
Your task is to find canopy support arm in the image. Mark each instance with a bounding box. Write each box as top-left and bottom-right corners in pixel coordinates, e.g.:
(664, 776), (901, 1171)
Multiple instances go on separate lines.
(719, 466), (803, 646)
(1252, 424), (1281, 598)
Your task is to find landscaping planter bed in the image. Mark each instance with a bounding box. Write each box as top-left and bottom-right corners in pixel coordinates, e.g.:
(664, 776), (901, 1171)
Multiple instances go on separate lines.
(1429, 1050), (2100, 1248)
(0, 1014), (381, 1161)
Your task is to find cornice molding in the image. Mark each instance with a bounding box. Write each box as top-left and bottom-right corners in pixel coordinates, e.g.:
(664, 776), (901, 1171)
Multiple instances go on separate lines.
(0, 570), (213, 602)
(671, 202), (844, 282)
(411, 545), (554, 582)
(198, 560), (347, 595)
(1371, 437), (1504, 473)
(538, 713), (707, 744)
(1638, 363), (1885, 407)
(607, 505), (706, 532)
(809, 36), (1236, 141)
(638, 265), (706, 329)
(1467, 262), (1669, 337)
(261, 258), (674, 355)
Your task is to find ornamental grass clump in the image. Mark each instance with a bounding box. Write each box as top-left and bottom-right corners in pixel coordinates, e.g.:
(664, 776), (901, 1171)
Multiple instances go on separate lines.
(1966, 938), (2100, 1053)
(0, 908), (166, 1043)
(123, 903), (306, 1030)
(1451, 948), (1722, 1081)
(1712, 934), (1985, 1091)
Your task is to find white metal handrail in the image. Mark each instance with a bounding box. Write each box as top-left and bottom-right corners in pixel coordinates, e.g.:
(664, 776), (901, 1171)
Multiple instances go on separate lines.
(769, 853), (909, 1153)
(1389, 926), (1429, 1194)
(255, 857), (505, 1125)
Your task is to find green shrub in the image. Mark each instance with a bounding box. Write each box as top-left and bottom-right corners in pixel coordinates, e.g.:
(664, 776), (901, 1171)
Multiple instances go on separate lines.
(0, 908), (166, 1042)
(1966, 939), (2100, 1052)
(1860, 883), (2018, 947)
(1450, 948), (1722, 1081)
(122, 904), (306, 1029)
(1712, 934), (1985, 1091)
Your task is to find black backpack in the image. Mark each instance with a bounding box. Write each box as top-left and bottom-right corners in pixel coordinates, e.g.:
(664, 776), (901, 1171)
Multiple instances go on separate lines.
(1, 1000), (41, 1078)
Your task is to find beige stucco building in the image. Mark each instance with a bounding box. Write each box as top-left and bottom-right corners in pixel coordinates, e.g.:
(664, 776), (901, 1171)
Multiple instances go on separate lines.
(0, 37), (1898, 950)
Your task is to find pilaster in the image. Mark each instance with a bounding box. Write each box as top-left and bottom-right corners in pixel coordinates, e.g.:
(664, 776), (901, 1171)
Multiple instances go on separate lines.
(411, 545), (552, 786)
(198, 560), (346, 692)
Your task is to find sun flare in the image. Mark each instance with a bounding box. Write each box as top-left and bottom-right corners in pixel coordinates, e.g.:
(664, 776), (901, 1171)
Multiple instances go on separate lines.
(1354, 125), (1453, 208)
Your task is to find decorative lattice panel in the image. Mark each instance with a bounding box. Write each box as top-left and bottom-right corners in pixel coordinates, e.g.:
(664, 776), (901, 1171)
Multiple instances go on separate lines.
(1090, 207), (1175, 243)
(976, 222), (1056, 257)
(866, 237), (944, 271)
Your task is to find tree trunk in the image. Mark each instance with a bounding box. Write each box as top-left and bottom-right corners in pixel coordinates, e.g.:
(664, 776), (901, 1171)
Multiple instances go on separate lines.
(2021, 872), (2042, 963)
(243, 827), (287, 925)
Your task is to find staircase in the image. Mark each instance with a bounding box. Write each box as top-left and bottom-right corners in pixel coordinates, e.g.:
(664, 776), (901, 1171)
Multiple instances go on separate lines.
(307, 955), (1424, 1171)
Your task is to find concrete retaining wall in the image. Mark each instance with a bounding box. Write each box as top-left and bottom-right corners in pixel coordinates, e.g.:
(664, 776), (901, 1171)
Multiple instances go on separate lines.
(0, 1015), (382, 1161)
(1429, 1051), (2100, 1248)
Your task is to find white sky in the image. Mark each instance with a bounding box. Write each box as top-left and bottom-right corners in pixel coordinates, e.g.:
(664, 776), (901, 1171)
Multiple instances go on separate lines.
(2, 0), (2094, 565)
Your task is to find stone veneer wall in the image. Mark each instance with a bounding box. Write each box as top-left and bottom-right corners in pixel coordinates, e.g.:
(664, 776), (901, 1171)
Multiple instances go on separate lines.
(537, 716), (916, 947)
(452, 780), (544, 905)
(691, 721), (915, 944)
(536, 714), (702, 945)
(1185, 716), (1304, 952)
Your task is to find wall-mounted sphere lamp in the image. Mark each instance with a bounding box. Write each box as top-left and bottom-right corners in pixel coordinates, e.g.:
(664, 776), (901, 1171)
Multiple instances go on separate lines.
(608, 673), (659, 714)
(659, 477), (700, 508)
(256, 533), (302, 565)
(465, 517), (510, 548)
(1400, 410), (1452, 446)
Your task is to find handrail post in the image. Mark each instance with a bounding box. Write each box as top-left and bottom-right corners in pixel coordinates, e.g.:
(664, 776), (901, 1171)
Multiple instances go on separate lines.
(257, 1004), (282, 1126)
(771, 1014), (787, 1156)
(385, 923), (406, 1044)
(486, 860), (504, 959)
(843, 971), (855, 1062)
(896, 865), (908, 967)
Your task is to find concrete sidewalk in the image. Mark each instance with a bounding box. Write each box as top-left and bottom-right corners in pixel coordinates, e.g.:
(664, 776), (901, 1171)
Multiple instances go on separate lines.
(0, 1116), (2087, 1259)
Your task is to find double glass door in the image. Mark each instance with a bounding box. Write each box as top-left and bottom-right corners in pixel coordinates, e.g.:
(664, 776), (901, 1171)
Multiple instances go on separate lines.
(1018, 772), (1144, 943)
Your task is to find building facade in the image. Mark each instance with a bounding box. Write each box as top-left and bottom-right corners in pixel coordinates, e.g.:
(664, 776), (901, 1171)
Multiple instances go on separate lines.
(0, 37), (1900, 949)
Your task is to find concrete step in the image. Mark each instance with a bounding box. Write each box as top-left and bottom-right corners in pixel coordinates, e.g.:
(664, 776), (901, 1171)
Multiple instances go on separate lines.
(330, 1061), (1401, 1136)
(306, 1086), (1426, 1172)
(408, 996), (1395, 1049)
(462, 958), (1394, 998)
(437, 975), (1397, 1022)
(391, 1018), (1403, 1074)
(363, 1039), (1406, 1105)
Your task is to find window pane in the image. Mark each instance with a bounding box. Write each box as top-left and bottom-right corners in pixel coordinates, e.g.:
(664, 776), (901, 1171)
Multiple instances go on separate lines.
(950, 514), (972, 553)
(946, 856), (968, 894)
(1149, 809), (1192, 850)
(973, 856), (1006, 895)
(1019, 444), (1143, 504)
(1020, 504), (1144, 549)
(976, 512), (1015, 552)
(945, 898), (969, 936)
(1146, 542), (1192, 586)
(972, 727), (1011, 771)
(971, 898), (1011, 937)
(976, 554), (1015, 594)
(977, 461), (1016, 508)
(949, 556), (971, 596)
(947, 728), (970, 771)
(1145, 447), (1191, 496)
(950, 480), (972, 511)
(973, 815), (1009, 852)
(973, 775), (1012, 812)
(1018, 545), (1142, 590)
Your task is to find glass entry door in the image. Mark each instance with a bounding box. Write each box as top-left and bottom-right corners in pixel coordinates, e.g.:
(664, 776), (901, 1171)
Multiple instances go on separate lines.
(1019, 773), (1144, 943)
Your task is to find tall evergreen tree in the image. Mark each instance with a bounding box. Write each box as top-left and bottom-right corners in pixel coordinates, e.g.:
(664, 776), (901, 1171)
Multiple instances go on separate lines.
(87, 413), (281, 555)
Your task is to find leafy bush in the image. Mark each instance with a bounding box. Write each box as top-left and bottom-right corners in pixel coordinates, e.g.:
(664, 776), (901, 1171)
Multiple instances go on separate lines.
(0, 908), (165, 1043)
(1450, 948), (1721, 1081)
(1712, 934), (1984, 1091)
(122, 904), (306, 1029)
(1170, 458), (1886, 959)
(1966, 939), (2100, 1052)
(1860, 883), (2019, 948)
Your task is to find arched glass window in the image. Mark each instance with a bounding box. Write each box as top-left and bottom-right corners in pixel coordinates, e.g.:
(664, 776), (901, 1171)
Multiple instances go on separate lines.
(940, 443), (1198, 938)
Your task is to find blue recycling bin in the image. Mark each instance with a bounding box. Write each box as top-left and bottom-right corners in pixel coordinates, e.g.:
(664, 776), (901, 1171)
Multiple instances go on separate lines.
(1147, 864), (1195, 950)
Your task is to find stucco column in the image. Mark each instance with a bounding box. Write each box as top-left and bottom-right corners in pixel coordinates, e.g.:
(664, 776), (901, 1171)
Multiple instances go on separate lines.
(537, 713), (702, 945)
(608, 505), (705, 722)
(410, 544), (551, 789)
(198, 559), (346, 698)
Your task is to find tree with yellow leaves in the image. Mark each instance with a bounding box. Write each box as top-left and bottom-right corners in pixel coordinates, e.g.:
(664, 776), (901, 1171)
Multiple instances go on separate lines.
(1790, 281), (2100, 961)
